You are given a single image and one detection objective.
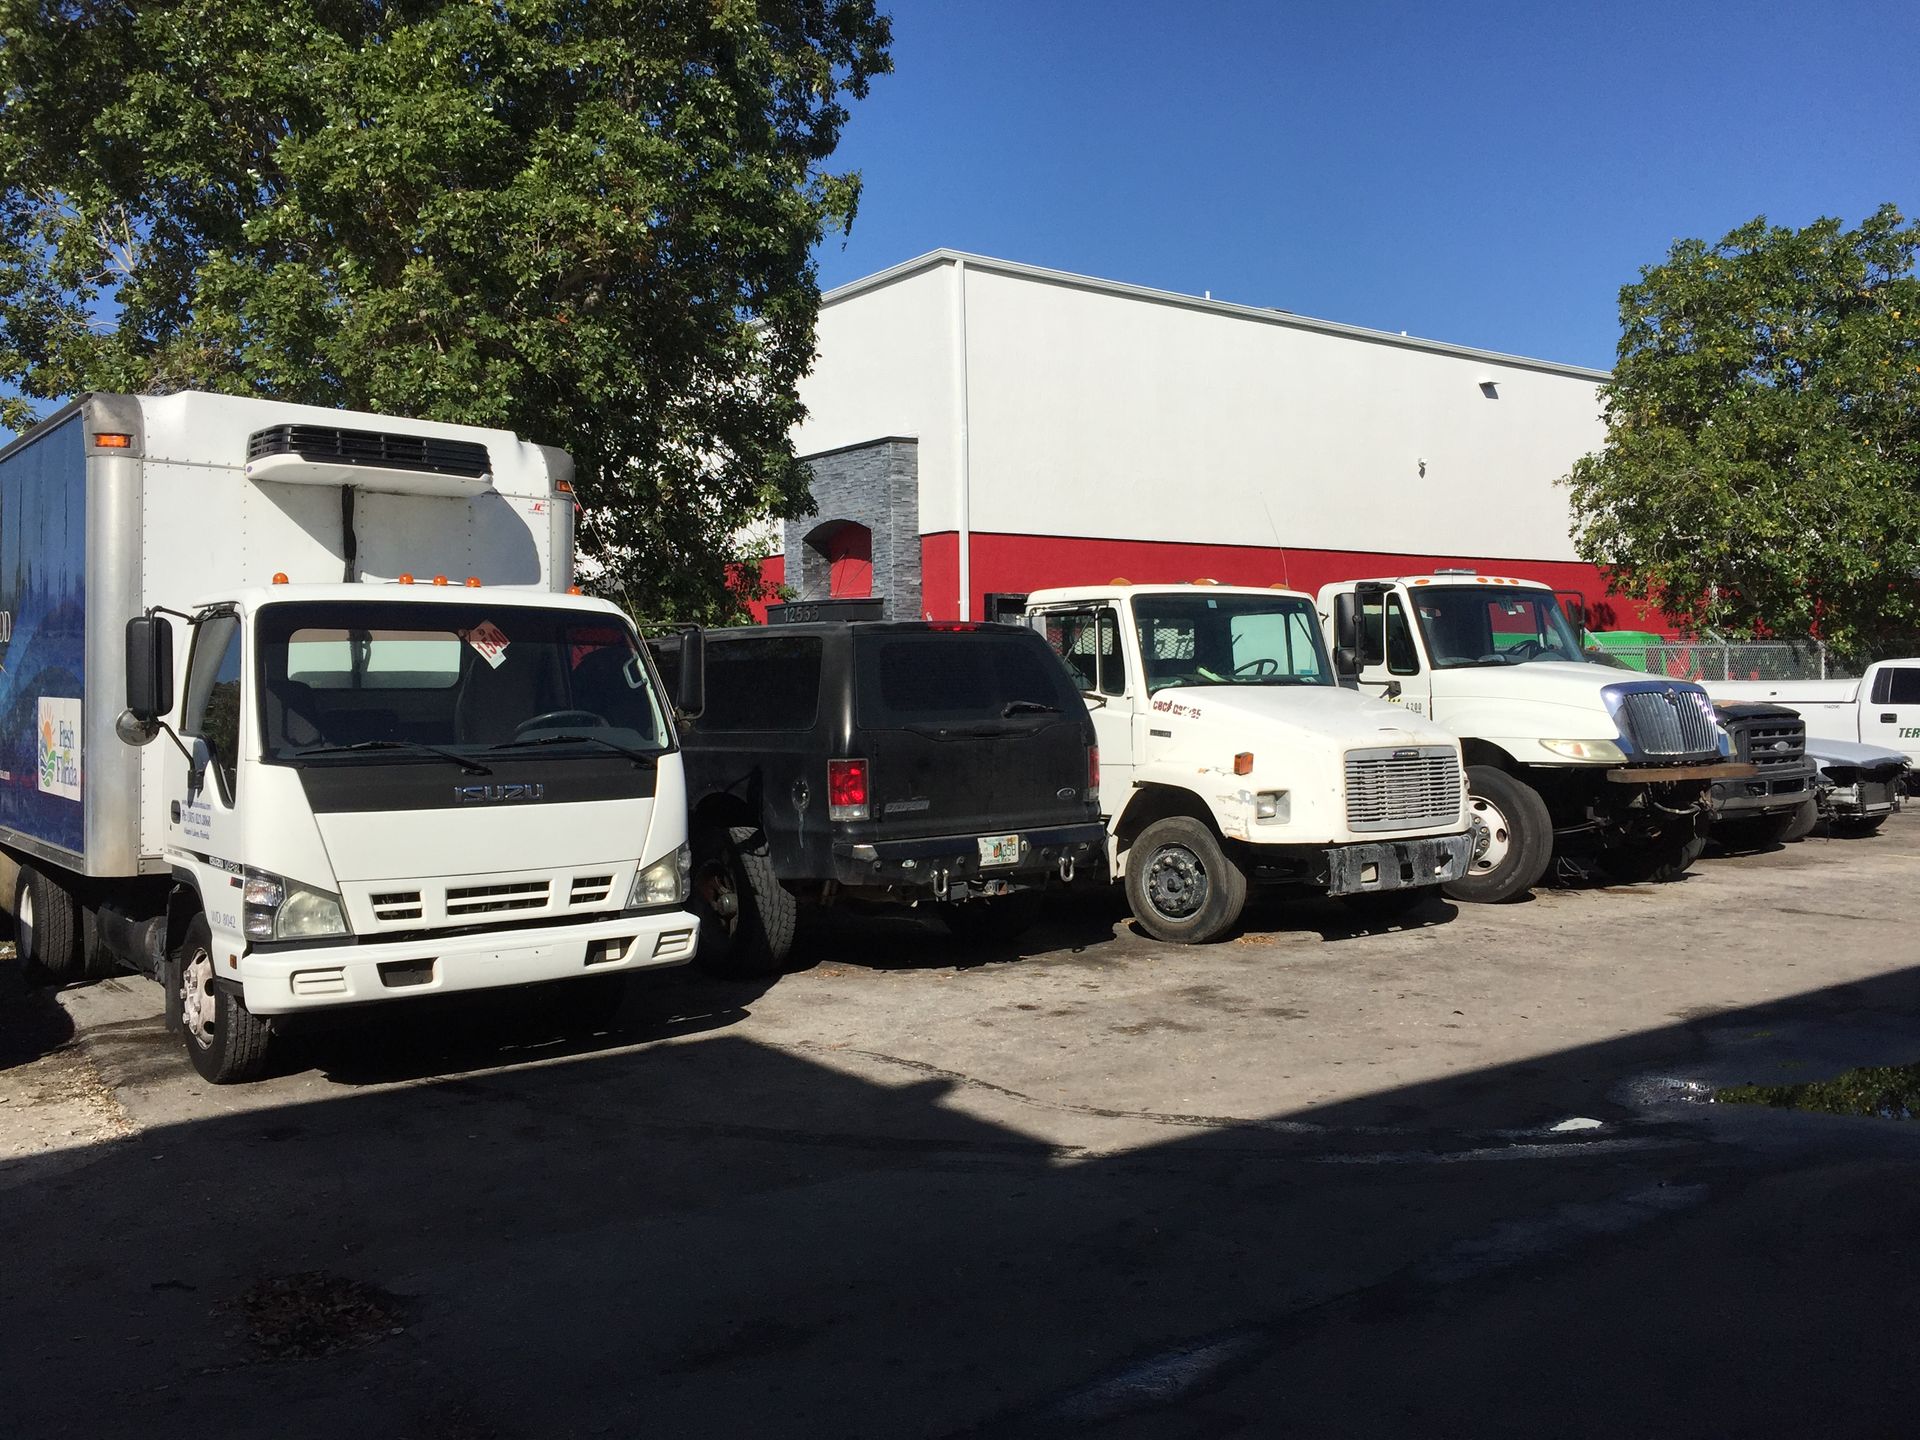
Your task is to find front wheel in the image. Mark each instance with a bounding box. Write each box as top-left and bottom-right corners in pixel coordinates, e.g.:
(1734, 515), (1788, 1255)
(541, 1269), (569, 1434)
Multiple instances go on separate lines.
(1595, 827), (1707, 885)
(1123, 816), (1248, 944)
(691, 825), (797, 979)
(178, 914), (274, 1084)
(1443, 766), (1554, 904)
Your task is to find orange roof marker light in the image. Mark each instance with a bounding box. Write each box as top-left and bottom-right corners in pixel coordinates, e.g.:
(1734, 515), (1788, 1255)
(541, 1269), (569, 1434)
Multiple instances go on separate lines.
(432, 574), (449, 586)
(566, 585), (583, 596)
(271, 572), (289, 585)
(555, 479), (574, 494)
(398, 573), (415, 585)
(465, 576), (482, 588)
(1192, 577), (1220, 585)
(93, 433), (132, 449)
(1108, 577), (1132, 586)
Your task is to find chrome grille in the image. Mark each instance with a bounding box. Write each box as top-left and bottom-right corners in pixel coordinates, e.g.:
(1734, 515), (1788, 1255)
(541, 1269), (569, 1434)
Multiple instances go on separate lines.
(1616, 687), (1718, 758)
(1345, 747), (1463, 833)
(445, 880), (550, 916)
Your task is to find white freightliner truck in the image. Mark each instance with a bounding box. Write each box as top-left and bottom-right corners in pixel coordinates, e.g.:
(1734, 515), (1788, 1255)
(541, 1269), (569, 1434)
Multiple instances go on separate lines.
(0, 393), (703, 1082)
(1315, 573), (1751, 902)
(1021, 583), (1473, 943)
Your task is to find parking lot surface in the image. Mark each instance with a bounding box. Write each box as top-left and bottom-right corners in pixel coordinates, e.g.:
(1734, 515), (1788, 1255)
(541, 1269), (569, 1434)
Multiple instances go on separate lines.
(5, 817), (1920, 1437)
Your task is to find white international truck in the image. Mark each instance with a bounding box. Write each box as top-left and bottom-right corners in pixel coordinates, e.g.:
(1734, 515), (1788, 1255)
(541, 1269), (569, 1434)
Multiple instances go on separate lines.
(1315, 573), (1751, 902)
(1706, 660), (1920, 770)
(1021, 583), (1472, 943)
(0, 392), (703, 1082)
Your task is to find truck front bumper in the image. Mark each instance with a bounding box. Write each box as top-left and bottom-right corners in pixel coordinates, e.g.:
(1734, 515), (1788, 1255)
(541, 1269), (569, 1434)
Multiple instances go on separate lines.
(235, 909), (699, 1016)
(1323, 833), (1474, 897)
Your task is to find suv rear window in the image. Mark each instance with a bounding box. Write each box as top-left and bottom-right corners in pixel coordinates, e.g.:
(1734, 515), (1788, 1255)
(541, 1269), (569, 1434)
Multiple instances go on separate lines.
(699, 635), (824, 731)
(855, 631), (1076, 725)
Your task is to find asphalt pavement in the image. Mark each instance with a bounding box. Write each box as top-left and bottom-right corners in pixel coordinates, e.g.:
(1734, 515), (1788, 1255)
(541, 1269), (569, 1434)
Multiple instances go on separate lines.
(4, 815), (1919, 1438)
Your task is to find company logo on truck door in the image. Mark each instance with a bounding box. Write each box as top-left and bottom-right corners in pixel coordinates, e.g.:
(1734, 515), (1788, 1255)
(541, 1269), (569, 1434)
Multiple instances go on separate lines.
(453, 782), (547, 804)
(36, 698), (81, 801)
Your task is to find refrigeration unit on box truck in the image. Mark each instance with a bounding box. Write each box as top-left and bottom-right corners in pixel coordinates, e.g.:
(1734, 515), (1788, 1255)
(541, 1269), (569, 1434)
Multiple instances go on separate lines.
(0, 393), (703, 1082)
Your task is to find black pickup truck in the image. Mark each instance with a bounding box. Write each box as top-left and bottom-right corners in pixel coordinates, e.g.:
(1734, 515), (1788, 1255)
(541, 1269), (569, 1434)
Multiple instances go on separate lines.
(650, 621), (1106, 976)
(1710, 702), (1818, 847)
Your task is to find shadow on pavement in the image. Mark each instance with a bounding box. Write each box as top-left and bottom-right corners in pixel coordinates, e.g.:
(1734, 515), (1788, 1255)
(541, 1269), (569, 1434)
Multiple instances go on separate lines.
(0, 953), (76, 1072)
(6, 956), (1920, 1437)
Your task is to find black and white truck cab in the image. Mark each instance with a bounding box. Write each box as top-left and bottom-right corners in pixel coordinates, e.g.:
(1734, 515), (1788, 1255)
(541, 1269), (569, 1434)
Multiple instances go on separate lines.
(651, 620), (1106, 974)
(0, 392), (702, 1081)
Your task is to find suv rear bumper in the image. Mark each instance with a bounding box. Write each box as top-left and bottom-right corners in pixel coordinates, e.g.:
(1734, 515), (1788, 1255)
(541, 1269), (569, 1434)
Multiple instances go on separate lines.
(832, 822), (1107, 895)
(1324, 833), (1474, 896)
(236, 909), (699, 1015)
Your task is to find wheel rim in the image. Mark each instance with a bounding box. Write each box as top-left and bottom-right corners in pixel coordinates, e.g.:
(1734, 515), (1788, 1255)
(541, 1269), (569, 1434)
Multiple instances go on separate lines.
(695, 857), (741, 934)
(1467, 796), (1513, 874)
(1144, 843), (1209, 920)
(15, 884), (33, 962)
(183, 946), (219, 1048)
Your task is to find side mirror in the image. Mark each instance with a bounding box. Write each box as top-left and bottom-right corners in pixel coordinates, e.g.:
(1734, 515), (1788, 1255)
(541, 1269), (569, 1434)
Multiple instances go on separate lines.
(672, 625), (705, 720)
(1331, 595), (1359, 677)
(124, 615), (174, 726)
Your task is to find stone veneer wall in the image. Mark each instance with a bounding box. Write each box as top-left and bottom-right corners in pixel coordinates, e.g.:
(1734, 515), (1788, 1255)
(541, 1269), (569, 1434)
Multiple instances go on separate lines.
(783, 437), (920, 620)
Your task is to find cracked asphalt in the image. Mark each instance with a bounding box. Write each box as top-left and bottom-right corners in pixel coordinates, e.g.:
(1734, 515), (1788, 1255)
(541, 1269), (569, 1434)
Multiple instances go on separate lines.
(4, 815), (1920, 1438)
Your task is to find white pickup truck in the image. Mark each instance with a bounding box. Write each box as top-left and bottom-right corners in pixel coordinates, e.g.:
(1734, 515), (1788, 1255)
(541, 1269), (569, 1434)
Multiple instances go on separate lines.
(1707, 660), (1920, 770)
(1316, 573), (1751, 902)
(1022, 583), (1472, 943)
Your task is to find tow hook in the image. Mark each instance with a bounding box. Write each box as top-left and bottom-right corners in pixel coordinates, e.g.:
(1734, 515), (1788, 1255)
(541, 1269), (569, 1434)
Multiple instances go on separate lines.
(1057, 854), (1076, 884)
(932, 868), (951, 901)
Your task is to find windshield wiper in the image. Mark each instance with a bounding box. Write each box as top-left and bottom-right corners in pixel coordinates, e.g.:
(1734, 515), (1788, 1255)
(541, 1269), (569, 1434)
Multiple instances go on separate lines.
(489, 733), (659, 766)
(291, 739), (492, 776)
(1001, 700), (1061, 717)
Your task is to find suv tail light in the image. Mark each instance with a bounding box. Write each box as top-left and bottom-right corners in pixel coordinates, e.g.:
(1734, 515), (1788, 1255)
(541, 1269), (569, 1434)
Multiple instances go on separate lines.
(1088, 745), (1100, 797)
(829, 758), (870, 821)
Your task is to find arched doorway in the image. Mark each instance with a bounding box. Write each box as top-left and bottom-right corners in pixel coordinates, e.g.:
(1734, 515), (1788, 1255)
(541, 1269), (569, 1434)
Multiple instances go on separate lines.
(803, 520), (873, 599)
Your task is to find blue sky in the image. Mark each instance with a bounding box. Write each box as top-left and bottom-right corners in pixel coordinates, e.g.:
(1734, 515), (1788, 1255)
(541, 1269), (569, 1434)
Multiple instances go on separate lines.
(814, 0), (1920, 371)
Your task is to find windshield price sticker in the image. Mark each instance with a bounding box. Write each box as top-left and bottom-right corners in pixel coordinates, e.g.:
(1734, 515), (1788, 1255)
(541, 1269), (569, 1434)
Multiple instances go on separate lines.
(465, 620), (511, 669)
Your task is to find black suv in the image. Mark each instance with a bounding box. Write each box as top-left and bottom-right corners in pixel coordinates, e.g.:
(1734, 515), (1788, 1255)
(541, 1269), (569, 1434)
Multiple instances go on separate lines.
(650, 621), (1105, 975)
(1710, 702), (1817, 846)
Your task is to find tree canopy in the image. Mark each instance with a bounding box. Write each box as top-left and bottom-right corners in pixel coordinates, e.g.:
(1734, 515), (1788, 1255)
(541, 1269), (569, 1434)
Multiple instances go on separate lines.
(0, 0), (891, 621)
(1566, 206), (1920, 660)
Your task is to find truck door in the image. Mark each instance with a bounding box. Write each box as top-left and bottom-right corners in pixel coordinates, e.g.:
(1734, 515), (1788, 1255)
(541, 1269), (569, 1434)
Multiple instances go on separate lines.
(167, 612), (248, 930)
(1352, 589), (1433, 719)
(1033, 606), (1131, 812)
(1864, 663), (1920, 760)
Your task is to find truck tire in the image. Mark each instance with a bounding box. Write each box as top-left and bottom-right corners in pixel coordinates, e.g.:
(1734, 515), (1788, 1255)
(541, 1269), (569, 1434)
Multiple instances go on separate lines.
(178, 913), (274, 1084)
(691, 825), (797, 979)
(1124, 816), (1248, 944)
(938, 891), (1045, 945)
(13, 865), (86, 984)
(1596, 827), (1707, 885)
(1444, 767), (1553, 904)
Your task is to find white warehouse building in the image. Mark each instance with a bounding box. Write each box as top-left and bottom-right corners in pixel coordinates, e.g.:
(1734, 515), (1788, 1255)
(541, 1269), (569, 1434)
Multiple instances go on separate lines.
(763, 250), (1654, 629)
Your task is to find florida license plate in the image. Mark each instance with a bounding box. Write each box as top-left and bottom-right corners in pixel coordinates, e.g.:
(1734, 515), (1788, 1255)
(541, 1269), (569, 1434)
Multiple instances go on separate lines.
(977, 833), (1021, 867)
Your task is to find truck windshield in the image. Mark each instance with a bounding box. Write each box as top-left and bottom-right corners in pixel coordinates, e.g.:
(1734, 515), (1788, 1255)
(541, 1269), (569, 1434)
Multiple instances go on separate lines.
(255, 601), (671, 764)
(1132, 594), (1333, 693)
(1410, 587), (1588, 669)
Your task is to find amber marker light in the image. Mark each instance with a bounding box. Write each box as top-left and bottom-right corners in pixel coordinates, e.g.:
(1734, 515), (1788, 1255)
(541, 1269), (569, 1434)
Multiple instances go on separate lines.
(271, 572), (289, 585)
(465, 576), (482, 587)
(1234, 752), (1255, 775)
(93, 433), (132, 449)
(398, 573), (415, 585)
(432, 574), (449, 586)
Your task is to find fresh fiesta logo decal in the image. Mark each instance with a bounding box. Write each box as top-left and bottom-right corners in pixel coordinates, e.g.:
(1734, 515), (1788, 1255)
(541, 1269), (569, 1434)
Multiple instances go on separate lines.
(38, 698), (81, 801)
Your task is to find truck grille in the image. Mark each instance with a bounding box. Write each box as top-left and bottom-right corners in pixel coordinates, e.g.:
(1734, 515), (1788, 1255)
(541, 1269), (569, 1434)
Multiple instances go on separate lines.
(1345, 747), (1463, 834)
(1727, 716), (1806, 770)
(1616, 687), (1718, 758)
(445, 880), (551, 916)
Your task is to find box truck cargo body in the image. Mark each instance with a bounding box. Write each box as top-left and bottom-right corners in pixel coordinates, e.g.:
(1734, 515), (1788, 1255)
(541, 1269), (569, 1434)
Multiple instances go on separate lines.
(0, 393), (699, 1081)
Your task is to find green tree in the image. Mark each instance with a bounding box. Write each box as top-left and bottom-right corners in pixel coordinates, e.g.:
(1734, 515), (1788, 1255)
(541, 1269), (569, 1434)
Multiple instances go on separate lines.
(1566, 206), (1920, 660)
(0, 0), (890, 622)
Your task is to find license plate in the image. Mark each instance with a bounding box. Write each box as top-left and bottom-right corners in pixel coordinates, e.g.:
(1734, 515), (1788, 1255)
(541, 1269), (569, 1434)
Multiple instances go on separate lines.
(977, 833), (1021, 867)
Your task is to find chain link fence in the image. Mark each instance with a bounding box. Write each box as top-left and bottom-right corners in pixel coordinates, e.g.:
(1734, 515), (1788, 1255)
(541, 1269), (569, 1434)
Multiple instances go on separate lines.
(1591, 639), (1851, 682)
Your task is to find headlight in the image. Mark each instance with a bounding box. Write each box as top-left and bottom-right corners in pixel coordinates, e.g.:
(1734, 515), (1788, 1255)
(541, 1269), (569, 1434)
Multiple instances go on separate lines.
(629, 843), (691, 908)
(244, 868), (350, 941)
(1539, 738), (1627, 763)
(1255, 790), (1290, 821)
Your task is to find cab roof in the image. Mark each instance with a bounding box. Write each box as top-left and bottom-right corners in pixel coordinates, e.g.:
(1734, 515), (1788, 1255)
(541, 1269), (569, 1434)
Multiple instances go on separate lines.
(1025, 581), (1315, 606)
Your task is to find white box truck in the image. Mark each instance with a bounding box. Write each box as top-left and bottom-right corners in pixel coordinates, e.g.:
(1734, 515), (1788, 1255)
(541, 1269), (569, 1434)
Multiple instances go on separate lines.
(1316, 573), (1751, 902)
(1022, 583), (1472, 943)
(0, 393), (703, 1081)
(1706, 660), (1920, 770)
